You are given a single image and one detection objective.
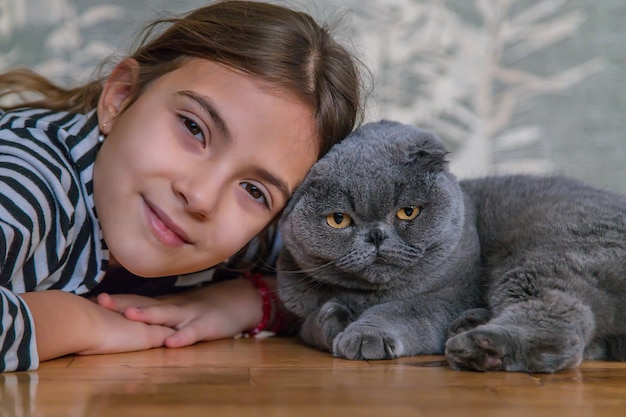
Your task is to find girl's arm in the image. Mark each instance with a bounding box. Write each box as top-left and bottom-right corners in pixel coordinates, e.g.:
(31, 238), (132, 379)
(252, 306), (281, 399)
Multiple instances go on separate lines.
(20, 290), (175, 362)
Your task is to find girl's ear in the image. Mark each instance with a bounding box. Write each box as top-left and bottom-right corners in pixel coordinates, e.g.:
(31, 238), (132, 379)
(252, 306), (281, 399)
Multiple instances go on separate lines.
(97, 58), (140, 133)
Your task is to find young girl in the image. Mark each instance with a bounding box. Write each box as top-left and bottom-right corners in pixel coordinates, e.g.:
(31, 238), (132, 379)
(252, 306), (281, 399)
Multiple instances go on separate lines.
(0, 0), (364, 372)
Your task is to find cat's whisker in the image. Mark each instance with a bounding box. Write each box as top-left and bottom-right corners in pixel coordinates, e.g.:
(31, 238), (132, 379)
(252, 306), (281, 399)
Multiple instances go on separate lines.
(278, 260), (336, 276)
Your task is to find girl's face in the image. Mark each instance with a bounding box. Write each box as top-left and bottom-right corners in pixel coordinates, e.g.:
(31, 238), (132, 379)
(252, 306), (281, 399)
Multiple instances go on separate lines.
(94, 58), (317, 277)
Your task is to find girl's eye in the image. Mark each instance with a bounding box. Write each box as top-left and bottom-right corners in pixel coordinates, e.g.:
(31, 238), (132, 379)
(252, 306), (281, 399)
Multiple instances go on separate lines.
(241, 182), (270, 208)
(326, 212), (352, 229)
(182, 116), (206, 147)
(396, 206), (421, 220)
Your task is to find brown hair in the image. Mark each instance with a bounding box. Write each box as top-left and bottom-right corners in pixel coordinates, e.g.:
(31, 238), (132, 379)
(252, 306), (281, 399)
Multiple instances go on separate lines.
(0, 0), (365, 158)
(0, 0), (367, 272)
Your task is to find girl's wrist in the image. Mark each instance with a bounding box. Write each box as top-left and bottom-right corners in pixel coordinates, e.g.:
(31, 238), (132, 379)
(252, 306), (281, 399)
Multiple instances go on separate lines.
(240, 272), (284, 338)
(21, 291), (101, 361)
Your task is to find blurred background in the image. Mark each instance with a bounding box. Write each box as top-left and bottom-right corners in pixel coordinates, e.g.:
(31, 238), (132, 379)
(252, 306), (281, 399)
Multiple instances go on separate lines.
(1, 0), (624, 192)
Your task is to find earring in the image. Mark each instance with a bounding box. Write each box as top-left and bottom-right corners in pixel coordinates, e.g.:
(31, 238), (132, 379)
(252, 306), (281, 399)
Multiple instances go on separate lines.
(98, 122), (107, 143)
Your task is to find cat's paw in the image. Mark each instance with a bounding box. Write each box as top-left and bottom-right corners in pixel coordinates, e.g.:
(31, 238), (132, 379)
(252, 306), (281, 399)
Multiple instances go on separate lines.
(300, 300), (354, 351)
(332, 324), (403, 360)
(318, 300), (354, 339)
(445, 328), (506, 371)
(446, 326), (586, 373)
(447, 308), (492, 338)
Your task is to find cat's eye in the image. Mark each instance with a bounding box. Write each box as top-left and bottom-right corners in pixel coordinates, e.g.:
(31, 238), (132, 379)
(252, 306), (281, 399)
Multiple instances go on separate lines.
(396, 206), (421, 220)
(326, 212), (352, 229)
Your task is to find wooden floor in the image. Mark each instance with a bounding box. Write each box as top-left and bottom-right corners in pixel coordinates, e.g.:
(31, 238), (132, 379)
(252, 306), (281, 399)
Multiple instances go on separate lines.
(2, 337), (626, 417)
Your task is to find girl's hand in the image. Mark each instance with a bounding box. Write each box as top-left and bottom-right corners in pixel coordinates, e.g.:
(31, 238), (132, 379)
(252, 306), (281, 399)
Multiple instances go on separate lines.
(95, 278), (264, 348)
(21, 290), (175, 361)
(77, 304), (177, 356)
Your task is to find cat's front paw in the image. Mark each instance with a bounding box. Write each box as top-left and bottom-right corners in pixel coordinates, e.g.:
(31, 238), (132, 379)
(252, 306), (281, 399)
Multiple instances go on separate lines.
(445, 328), (506, 371)
(446, 326), (586, 373)
(447, 308), (492, 338)
(318, 300), (354, 340)
(332, 324), (403, 360)
(299, 300), (354, 351)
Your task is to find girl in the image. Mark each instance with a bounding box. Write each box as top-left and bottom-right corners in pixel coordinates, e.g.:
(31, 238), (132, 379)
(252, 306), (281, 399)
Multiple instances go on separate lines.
(0, 0), (364, 372)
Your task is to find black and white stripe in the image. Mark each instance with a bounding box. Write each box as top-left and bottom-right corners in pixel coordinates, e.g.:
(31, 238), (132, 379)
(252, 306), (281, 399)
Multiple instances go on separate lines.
(1, 108), (107, 371)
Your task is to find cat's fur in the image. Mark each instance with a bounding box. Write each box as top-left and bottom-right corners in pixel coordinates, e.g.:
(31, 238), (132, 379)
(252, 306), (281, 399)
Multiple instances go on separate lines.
(276, 120), (626, 373)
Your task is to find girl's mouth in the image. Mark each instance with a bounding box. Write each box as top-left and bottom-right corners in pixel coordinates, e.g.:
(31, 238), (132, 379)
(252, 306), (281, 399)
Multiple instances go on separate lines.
(143, 199), (190, 248)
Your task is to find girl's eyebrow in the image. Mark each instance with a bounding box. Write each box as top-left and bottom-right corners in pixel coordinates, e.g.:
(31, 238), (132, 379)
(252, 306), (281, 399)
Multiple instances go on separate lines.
(173, 90), (292, 205)
(251, 166), (292, 206)
(175, 90), (231, 140)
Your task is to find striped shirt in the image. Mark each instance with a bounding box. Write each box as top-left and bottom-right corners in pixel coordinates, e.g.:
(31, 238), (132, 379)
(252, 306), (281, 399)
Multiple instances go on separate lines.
(1, 108), (108, 371)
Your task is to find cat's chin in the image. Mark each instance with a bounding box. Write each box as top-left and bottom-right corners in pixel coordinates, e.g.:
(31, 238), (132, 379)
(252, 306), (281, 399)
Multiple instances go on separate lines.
(352, 264), (403, 288)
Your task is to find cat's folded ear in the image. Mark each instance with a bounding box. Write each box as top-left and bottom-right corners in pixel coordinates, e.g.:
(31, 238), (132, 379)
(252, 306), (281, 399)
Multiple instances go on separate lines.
(374, 120), (450, 172)
(408, 131), (450, 172)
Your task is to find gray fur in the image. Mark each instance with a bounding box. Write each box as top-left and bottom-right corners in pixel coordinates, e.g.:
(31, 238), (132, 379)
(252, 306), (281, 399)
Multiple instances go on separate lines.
(276, 120), (626, 373)
(446, 174), (626, 372)
(276, 120), (483, 360)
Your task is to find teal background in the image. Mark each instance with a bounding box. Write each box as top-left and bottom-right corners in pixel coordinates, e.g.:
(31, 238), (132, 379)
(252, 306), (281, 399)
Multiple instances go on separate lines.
(2, 0), (624, 193)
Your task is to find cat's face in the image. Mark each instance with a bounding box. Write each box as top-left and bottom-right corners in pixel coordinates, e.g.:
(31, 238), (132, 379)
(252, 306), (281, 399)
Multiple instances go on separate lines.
(279, 121), (465, 291)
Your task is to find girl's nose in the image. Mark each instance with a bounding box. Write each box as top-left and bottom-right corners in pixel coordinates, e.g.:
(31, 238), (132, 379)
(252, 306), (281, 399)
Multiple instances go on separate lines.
(172, 174), (221, 220)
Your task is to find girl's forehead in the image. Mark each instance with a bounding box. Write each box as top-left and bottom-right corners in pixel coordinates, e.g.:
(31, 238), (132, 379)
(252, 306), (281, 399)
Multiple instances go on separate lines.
(155, 59), (316, 131)
(161, 59), (288, 96)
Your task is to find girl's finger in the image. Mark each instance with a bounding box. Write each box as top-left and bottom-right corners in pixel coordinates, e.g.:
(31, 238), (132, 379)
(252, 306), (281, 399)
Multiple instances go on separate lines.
(165, 315), (240, 348)
(146, 324), (178, 349)
(96, 293), (125, 313)
(164, 325), (203, 348)
(123, 304), (186, 329)
(96, 293), (158, 312)
(96, 293), (150, 313)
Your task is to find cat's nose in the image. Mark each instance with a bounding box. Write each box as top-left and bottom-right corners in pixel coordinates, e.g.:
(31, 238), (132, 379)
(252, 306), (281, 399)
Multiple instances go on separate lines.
(367, 228), (387, 247)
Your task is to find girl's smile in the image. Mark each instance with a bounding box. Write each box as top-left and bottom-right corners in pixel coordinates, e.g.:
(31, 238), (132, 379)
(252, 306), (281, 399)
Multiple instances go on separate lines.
(143, 197), (190, 248)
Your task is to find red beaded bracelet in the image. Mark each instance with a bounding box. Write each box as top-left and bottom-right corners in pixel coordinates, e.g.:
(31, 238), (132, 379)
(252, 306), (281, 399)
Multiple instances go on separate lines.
(241, 272), (283, 337)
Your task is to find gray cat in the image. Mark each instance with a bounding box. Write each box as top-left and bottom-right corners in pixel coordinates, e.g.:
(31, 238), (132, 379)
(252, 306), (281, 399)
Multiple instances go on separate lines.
(276, 120), (626, 373)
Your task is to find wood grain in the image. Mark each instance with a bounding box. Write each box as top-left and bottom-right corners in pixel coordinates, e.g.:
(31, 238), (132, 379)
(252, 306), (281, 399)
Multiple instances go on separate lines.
(2, 337), (625, 417)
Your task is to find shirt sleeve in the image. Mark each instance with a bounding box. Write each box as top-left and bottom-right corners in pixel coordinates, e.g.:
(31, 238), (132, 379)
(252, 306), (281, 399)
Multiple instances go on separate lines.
(0, 176), (45, 372)
(0, 287), (38, 371)
(0, 145), (57, 372)
(1, 109), (102, 372)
